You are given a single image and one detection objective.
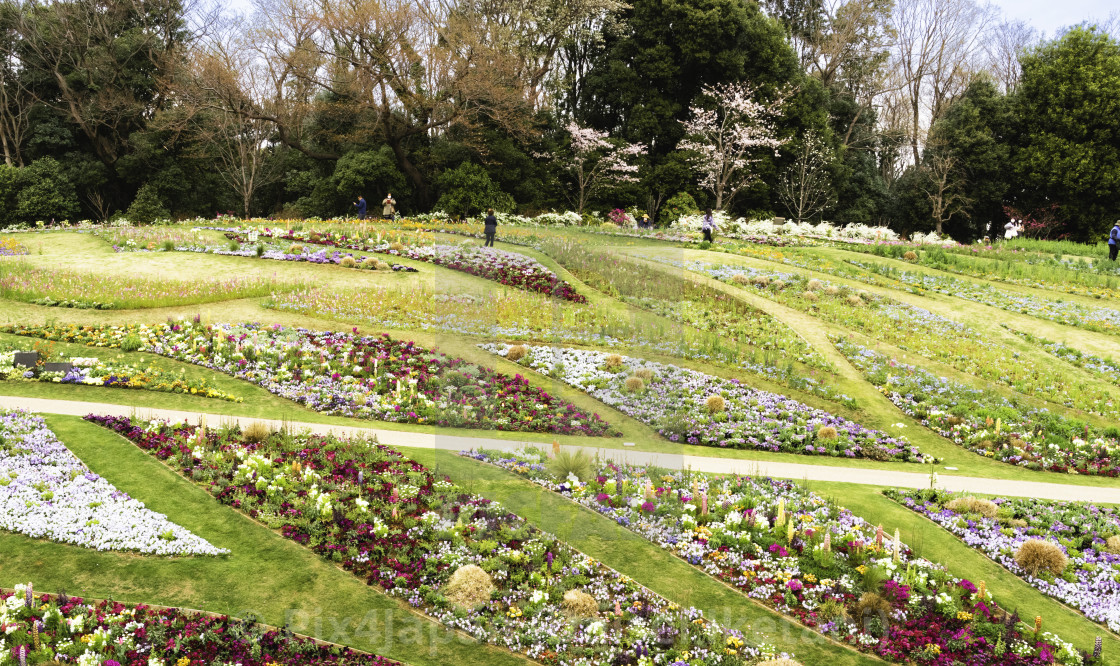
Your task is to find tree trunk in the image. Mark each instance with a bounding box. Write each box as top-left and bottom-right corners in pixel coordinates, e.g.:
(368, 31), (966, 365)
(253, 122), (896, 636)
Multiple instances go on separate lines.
(388, 139), (428, 209)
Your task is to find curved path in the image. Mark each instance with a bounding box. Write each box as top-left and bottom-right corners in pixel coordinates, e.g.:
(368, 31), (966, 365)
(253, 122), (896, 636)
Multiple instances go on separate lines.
(6, 394), (1117, 504)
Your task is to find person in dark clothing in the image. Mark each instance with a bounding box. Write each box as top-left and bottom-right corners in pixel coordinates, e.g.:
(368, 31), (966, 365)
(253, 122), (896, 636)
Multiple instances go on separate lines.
(701, 208), (715, 243)
(1110, 220), (1120, 261)
(353, 196), (367, 220)
(483, 208), (497, 247)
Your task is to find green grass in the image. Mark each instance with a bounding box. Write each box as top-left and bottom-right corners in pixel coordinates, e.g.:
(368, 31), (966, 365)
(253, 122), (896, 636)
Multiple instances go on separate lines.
(1, 415), (529, 666)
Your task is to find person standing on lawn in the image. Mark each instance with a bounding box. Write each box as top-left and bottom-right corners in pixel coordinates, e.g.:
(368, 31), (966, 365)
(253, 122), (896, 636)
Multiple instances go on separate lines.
(701, 208), (716, 243)
(353, 195), (367, 220)
(382, 193), (396, 220)
(483, 208), (498, 247)
(1109, 220), (1120, 261)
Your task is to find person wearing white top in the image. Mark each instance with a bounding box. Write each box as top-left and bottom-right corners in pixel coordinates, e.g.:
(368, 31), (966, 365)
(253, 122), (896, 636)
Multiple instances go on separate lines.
(1004, 219), (1022, 240)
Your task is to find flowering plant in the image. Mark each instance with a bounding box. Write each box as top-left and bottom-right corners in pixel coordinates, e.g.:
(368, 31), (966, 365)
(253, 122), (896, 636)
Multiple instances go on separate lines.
(4, 322), (616, 436)
(86, 415), (772, 666)
(0, 582), (398, 665)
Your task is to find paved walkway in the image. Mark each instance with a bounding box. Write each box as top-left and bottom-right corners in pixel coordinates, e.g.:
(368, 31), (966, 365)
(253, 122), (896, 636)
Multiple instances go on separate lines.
(5, 395), (1117, 503)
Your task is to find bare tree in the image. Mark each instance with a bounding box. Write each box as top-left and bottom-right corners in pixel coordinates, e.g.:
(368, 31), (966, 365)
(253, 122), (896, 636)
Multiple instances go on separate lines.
(0, 11), (32, 167)
(920, 150), (971, 236)
(778, 132), (836, 222)
(889, 0), (996, 167)
(984, 19), (1037, 92)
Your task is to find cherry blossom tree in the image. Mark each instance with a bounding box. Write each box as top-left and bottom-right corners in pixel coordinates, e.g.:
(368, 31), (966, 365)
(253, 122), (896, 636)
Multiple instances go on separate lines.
(562, 122), (646, 215)
(678, 82), (787, 210)
(777, 131), (835, 223)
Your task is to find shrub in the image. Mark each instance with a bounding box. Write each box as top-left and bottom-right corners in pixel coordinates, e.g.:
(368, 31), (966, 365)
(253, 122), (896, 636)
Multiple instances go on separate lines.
(288, 243), (305, 254)
(751, 275), (770, 287)
(1107, 535), (1120, 554)
(731, 274), (751, 285)
(435, 162), (515, 218)
(1014, 539), (1068, 576)
(803, 291), (819, 302)
(443, 565), (494, 609)
(823, 285), (840, 296)
(604, 354), (624, 370)
(561, 589), (599, 617)
(241, 421), (273, 444)
(375, 261), (390, 270)
(902, 250), (918, 261)
(806, 279), (822, 291)
(505, 345), (528, 362)
(634, 368), (654, 382)
(945, 497), (998, 518)
(705, 394), (726, 413)
(549, 449), (594, 482)
(772, 280), (786, 290)
(125, 183), (170, 224)
(816, 426), (838, 440)
(846, 294), (864, 307)
(361, 258), (377, 269)
(389, 242), (405, 252)
(661, 191), (700, 227)
(624, 376), (645, 392)
(340, 256), (357, 268)
(600, 222), (619, 229)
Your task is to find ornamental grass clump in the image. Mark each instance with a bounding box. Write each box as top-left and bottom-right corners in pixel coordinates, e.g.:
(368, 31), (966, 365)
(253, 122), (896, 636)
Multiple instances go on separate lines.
(824, 285), (840, 296)
(361, 258), (377, 269)
(390, 241), (405, 251)
(705, 394), (726, 414)
(624, 376), (645, 392)
(945, 496), (998, 519)
(375, 260), (390, 270)
(1107, 535), (1120, 554)
(731, 274), (751, 285)
(340, 256), (357, 268)
(1014, 539), (1068, 576)
(816, 426), (838, 440)
(846, 294), (864, 307)
(505, 344), (528, 362)
(853, 591), (891, 625)
(751, 275), (770, 287)
(443, 564), (494, 609)
(549, 449), (594, 482)
(562, 589), (599, 617)
(903, 250), (919, 261)
(604, 354), (624, 370)
(288, 243), (304, 254)
(241, 421), (273, 444)
(802, 291), (819, 302)
(634, 368), (654, 382)
(806, 279), (822, 291)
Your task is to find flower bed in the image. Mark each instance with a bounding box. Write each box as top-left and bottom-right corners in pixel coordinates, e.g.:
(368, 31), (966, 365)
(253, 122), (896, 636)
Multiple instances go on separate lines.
(3, 322), (617, 436)
(834, 337), (1120, 476)
(0, 261), (297, 309)
(481, 344), (922, 461)
(1007, 327), (1120, 388)
(229, 228), (586, 302)
(0, 582), (398, 665)
(0, 236), (28, 256)
(677, 258), (1120, 418)
(86, 414), (778, 665)
(463, 448), (1085, 665)
(0, 350), (243, 402)
(0, 410), (227, 555)
(887, 488), (1120, 633)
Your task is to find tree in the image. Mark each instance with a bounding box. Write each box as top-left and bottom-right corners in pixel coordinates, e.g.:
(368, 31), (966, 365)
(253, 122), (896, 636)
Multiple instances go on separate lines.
(778, 131), (835, 222)
(925, 75), (1012, 239)
(559, 122), (644, 214)
(678, 82), (786, 210)
(918, 150), (970, 236)
(0, 4), (33, 166)
(14, 157), (78, 222)
(125, 183), (170, 223)
(985, 19), (1037, 93)
(1013, 26), (1120, 240)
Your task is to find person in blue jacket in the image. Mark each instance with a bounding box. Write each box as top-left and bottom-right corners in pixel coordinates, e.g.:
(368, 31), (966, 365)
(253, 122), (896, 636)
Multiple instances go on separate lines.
(353, 196), (367, 220)
(1110, 220), (1120, 261)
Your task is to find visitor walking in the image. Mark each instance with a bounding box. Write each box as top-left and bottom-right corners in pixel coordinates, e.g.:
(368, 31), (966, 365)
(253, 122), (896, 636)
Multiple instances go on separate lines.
(1004, 219), (1022, 240)
(701, 208), (716, 243)
(1109, 220), (1120, 261)
(381, 193), (396, 220)
(483, 208), (498, 247)
(353, 195), (367, 220)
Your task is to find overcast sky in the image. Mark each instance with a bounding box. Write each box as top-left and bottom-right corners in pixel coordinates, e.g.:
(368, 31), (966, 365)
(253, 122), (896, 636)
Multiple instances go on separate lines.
(985, 0), (1115, 37)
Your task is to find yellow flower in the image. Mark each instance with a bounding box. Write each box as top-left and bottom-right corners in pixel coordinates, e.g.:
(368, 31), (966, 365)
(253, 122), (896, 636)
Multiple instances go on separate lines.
(956, 611), (973, 621)
(855, 565), (868, 575)
(177, 658), (192, 666)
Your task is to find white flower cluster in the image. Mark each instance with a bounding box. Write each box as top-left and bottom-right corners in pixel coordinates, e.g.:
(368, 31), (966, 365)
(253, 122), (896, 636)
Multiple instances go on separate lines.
(0, 410), (228, 556)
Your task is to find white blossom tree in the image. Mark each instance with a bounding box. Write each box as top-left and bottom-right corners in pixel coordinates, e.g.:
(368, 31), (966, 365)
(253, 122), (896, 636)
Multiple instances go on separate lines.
(678, 82), (788, 210)
(777, 131), (836, 223)
(562, 122), (646, 215)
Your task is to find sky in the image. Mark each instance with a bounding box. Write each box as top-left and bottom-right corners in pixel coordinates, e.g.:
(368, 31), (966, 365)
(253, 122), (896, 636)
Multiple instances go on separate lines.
(986, 0), (1116, 38)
